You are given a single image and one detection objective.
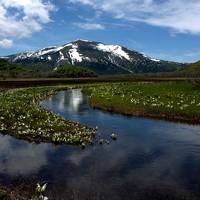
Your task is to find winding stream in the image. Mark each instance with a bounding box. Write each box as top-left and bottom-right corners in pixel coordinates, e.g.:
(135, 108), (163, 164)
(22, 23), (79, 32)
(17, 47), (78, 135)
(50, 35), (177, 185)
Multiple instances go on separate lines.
(1, 89), (200, 199)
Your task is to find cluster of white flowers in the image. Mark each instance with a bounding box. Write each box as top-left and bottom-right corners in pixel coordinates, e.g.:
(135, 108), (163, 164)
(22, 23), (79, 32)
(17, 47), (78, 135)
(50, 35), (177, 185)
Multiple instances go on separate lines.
(32, 183), (48, 200)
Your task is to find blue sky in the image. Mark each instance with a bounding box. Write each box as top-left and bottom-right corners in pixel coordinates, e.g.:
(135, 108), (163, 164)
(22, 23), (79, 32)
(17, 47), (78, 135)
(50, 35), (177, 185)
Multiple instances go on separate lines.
(0, 0), (200, 63)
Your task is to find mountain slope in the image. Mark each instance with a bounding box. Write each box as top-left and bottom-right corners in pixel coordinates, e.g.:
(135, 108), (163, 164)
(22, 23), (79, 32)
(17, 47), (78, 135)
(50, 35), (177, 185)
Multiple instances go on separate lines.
(6, 40), (184, 74)
(0, 58), (30, 73)
(182, 61), (200, 73)
(0, 58), (33, 78)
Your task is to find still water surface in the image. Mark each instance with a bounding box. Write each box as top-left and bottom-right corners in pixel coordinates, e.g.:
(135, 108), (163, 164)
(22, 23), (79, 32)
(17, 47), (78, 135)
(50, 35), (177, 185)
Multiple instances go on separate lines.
(1, 89), (200, 199)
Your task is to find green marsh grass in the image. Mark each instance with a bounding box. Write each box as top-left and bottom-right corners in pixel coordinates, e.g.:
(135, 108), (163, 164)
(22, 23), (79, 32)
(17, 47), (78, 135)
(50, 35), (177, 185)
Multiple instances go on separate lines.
(83, 82), (200, 123)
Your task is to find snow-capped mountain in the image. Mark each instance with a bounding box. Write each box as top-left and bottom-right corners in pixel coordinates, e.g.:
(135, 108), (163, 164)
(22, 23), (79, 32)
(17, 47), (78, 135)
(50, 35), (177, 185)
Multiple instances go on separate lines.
(7, 40), (183, 74)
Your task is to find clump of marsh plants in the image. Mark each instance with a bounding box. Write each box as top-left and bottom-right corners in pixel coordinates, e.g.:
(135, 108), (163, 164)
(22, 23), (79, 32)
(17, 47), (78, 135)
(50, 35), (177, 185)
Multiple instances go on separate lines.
(32, 183), (48, 200)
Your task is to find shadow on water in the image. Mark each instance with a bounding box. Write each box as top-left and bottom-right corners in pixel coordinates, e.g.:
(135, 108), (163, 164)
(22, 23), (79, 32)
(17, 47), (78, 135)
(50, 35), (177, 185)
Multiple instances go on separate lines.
(1, 89), (200, 199)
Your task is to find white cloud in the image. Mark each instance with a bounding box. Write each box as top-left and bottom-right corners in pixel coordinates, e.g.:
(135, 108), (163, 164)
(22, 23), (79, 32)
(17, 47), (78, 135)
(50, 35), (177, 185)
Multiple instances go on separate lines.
(0, 0), (55, 48)
(0, 39), (13, 48)
(74, 22), (105, 30)
(69, 0), (200, 34)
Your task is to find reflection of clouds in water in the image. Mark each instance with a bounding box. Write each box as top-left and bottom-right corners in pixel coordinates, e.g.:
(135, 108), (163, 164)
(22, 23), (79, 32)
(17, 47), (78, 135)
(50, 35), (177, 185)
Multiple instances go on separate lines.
(52, 90), (84, 112)
(0, 135), (50, 176)
(58, 92), (65, 110)
(69, 90), (83, 112)
(67, 149), (92, 166)
(39, 90), (200, 198)
(149, 122), (200, 154)
(63, 123), (200, 195)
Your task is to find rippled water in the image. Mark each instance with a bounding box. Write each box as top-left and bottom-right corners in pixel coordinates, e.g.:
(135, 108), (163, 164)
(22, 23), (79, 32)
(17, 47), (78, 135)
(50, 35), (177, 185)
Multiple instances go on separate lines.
(1, 89), (200, 199)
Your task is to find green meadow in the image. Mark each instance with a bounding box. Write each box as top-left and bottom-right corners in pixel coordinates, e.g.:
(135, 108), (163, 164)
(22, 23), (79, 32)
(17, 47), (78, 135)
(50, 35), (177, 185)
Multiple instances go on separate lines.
(83, 81), (200, 123)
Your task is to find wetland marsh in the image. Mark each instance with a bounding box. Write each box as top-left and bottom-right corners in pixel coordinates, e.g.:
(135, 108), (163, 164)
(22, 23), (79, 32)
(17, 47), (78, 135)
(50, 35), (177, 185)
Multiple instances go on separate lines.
(1, 82), (200, 199)
(84, 82), (200, 123)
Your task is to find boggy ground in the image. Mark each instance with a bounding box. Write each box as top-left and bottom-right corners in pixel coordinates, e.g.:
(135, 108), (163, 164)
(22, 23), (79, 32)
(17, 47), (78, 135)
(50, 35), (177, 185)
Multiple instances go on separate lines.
(0, 86), (95, 145)
(83, 81), (200, 124)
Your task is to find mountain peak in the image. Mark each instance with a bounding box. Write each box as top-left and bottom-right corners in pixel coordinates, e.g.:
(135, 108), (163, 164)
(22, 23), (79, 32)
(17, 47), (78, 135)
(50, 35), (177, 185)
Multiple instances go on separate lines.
(7, 40), (183, 74)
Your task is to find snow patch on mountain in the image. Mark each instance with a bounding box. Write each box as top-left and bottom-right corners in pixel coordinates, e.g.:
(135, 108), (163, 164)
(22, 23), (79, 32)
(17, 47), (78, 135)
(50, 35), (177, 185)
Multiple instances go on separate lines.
(64, 43), (73, 47)
(13, 43), (74, 61)
(96, 44), (130, 61)
(68, 45), (83, 64)
(150, 58), (160, 62)
(35, 46), (64, 57)
(59, 51), (65, 60)
(142, 53), (160, 62)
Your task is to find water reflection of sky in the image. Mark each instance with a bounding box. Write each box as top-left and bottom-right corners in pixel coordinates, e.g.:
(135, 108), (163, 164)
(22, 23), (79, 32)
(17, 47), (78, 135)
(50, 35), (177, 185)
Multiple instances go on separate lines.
(1, 89), (200, 199)
(0, 135), (50, 176)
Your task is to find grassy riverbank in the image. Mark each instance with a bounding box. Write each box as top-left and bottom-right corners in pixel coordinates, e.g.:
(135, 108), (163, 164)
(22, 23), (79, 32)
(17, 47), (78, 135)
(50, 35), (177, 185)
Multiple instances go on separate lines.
(83, 81), (200, 124)
(0, 86), (95, 145)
